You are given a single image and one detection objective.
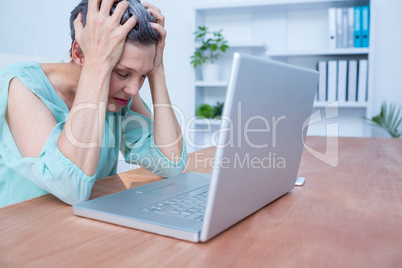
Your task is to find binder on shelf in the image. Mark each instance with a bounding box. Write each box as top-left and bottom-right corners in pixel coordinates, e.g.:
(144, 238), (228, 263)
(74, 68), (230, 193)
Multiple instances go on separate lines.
(318, 61), (327, 102)
(347, 7), (354, 48)
(337, 60), (347, 102)
(354, 6), (362, 47)
(327, 60), (338, 102)
(357, 59), (368, 102)
(342, 8), (349, 48)
(362, 5), (370, 47)
(347, 60), (358, 102)
(336, 8), (344, 48)
(328, 8), (337, 49)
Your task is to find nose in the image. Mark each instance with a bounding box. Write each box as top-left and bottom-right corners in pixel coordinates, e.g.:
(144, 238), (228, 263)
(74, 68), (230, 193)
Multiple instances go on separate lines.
(123, 81), (141, 96)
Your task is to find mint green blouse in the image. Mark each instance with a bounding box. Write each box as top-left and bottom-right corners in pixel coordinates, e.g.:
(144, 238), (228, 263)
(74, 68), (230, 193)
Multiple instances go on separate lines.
(0, 62), (187, 207)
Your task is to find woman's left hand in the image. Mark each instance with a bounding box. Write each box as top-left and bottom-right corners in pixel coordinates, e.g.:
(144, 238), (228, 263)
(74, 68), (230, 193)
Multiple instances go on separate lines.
(143, 2), (166, 74)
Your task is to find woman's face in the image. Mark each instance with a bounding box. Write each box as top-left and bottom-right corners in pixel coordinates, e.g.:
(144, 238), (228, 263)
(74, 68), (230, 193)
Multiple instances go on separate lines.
(108, 42), (155, 112)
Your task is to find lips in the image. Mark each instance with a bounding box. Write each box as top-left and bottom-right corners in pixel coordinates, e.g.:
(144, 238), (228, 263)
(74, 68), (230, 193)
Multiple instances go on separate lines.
(113, 97), (129, 106)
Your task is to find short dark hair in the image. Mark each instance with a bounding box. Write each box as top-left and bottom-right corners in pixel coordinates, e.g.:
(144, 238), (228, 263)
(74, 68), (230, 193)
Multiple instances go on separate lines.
(69, 0), (160, 56)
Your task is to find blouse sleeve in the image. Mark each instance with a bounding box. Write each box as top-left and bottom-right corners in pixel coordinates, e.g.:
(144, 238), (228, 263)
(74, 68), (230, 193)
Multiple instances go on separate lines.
(120, 101), (188, 178)
(0, 121), (97, 206)
(0, 69), (98, 205)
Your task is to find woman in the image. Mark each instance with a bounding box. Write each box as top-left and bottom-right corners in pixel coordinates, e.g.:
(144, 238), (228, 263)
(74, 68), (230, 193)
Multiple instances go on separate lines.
(0, 0), (187, 207)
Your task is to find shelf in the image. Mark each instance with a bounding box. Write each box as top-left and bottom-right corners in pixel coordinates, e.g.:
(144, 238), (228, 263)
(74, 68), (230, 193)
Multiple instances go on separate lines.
(195, 0), (369, 13)
(192, 102), (368, 128)
(195, 42), (266, 50)
(313, 102), (368, 108)
(229, 42), (267, 50)
(193, 118), (222, 126)
(192, 0), (374, 140)
(266, 48), (370, 57)
(195, 81), (228, 87)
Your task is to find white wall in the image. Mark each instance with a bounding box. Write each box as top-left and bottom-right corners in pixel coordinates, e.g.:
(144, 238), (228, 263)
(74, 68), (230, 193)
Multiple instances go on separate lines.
(0, 0), (81, 61)
(369, 0), (402, 137)
(154, 0), (402, 138)
(0, 0), (401, 150)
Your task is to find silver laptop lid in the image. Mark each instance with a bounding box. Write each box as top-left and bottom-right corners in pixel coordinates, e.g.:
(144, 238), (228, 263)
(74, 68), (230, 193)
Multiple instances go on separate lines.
(200, 53), (319, 241)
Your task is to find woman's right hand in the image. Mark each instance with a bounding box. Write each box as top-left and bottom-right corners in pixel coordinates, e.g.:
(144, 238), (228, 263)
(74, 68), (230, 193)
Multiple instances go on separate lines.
(73, 0), (137, 69)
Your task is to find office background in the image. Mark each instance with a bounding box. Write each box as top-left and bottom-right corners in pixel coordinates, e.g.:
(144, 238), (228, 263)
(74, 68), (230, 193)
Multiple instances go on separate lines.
(1, 0), (401, 132)
(0, 0), (401, 170)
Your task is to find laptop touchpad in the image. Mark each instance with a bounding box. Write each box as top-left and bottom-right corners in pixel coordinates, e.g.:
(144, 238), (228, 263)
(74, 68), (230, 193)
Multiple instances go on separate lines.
(136, 183), (192, 195)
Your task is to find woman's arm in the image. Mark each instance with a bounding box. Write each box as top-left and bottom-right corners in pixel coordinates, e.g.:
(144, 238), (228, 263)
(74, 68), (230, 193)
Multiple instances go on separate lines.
(147, 67), (184, 162)
(142, 2), (184, 163)
(57, 0), (136, 176)
(5, 78), (98, 205)
(57, 62), (110, 176)
(7, 0), (136, 177)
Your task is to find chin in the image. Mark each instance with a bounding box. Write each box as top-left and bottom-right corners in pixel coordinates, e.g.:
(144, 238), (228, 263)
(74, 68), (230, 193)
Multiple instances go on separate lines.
(107, 104), (123, 113)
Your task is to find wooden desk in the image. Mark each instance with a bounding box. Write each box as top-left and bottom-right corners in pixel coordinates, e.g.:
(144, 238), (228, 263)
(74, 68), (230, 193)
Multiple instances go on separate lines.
(1, 137), (402, 267)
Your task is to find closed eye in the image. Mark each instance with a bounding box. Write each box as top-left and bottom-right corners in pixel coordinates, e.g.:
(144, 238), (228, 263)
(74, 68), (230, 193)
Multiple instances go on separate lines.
(117, 72), (129, 78)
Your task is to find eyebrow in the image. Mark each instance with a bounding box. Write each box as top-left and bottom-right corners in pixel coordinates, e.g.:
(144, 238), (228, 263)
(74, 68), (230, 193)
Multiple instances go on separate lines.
(115, 64), (153, 75)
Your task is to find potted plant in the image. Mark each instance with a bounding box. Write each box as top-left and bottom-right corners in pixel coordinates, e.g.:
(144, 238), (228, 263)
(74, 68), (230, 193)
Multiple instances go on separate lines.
(191, 26), (229, 81)
(364, 102), (402, 138)
(196, 103), (214, 119)
(212, 101), (224, 119)
(196, 102), (225, 119)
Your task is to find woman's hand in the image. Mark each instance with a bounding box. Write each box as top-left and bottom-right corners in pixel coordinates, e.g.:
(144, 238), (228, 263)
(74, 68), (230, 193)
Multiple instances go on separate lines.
(73, 0), (137, 68)
(143, 2), (166, 74)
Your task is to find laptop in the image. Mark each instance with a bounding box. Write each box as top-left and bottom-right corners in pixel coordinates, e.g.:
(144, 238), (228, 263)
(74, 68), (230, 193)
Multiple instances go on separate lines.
(73, 53), (319, 242)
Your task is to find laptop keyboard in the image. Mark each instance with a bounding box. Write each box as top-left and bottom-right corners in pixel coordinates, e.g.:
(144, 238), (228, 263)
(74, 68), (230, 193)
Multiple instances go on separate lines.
(142, 186), (209, 222)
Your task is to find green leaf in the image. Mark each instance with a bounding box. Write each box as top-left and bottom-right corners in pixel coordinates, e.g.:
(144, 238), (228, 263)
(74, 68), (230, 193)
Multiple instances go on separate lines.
(212, 101), (225, 118)
(191, 26), (229, 66)
(196, 104), (214, 118)
(365, 101), (402, 138)
(220, 45), (229, 52)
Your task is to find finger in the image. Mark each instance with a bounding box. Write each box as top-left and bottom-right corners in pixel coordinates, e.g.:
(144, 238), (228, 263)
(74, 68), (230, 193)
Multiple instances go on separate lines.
(142, 2), (164, 25)
(150, 22), (166, 39)
(142, 2), (161, 13)
(119, 15), (137, 36)
(147, 8), (165, 27)
(99, 0), (116, 16)
(73, 12), (84, 37)
(88, 0), (100, 14)
(110, 0), (129, 25)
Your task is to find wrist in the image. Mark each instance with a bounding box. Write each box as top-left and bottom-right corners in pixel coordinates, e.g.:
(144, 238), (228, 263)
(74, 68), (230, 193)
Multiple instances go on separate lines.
(76, 62), (112, 99)
(83, 57), (114, 72)
(82, 60), (113, 77)
(148, 64), (164, 80)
